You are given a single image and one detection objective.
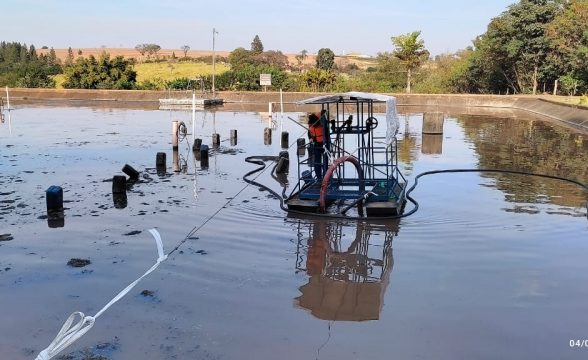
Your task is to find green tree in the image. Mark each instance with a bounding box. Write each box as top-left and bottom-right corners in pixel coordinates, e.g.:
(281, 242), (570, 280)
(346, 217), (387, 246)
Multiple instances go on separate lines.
(29, 45), (38, 61)
(48, 48), (58, 65)
(181, 45), (190, 58)
(228, 47), (257, 70)
(145, 44), (161, 60)
(501, 0), (558, 94)
(251, 35), (264, 54)
(546, 0), (588, 94)
(63, 52), (136, 89)
(347, 52), (404, 92)
(135, 44), (148, 58)
(463, 0), (561, 94)
(316, 48), (335, 70)
(166, 77), (194, 90)
(295, 49), (308, 69)
(15, 62), (56, 87)
(391, 31), (429, 93)
(256, 50), (288, 70)
(301, 68), (337, 91)
(65, 47), (75, 67)
(445, 48), (479, 93)
(135, 43), (161, 60)
(413, 53), (463, 93)
(43, 47), (61, 75)
(215, 64), (288, 91)
(0, 41), (59, 88)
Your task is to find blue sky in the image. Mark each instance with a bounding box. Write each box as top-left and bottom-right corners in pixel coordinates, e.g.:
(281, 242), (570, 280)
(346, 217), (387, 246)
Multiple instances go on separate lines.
(1, 0), (514, 55)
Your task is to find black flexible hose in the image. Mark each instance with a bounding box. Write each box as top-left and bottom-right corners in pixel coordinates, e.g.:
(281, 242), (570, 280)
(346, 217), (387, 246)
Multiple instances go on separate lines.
(178, 121), (188, 142)
(244, 157), (588, 221)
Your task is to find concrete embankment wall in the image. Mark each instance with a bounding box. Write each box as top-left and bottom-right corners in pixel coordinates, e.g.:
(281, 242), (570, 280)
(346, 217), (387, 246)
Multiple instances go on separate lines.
(395, 94), (588, 132)
(5, 89), (588, 132)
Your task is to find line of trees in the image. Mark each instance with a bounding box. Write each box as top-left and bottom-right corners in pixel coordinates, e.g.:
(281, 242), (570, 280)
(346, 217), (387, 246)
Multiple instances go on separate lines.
(1, 0), (587, 95)
(452, 0), (588, 95)
(0, 42), (60, 88)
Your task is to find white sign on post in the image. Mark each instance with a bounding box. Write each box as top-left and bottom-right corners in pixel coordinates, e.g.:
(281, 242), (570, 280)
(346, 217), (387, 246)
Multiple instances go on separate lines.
(260, 73), (272, 86)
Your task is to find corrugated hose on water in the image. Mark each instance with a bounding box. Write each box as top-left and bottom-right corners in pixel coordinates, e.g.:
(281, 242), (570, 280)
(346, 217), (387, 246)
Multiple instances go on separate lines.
(243, 156), (588, 220)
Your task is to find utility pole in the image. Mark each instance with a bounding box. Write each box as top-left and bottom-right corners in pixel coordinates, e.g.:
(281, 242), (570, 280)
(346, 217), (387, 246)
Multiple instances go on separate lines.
(212, 28), (218, 97)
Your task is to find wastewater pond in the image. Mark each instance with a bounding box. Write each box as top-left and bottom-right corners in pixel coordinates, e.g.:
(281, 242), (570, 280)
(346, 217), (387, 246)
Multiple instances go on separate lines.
(1, 106), (587, 360)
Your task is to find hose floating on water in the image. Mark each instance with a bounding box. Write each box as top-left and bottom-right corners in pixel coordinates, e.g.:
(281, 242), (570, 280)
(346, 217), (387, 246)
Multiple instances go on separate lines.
(243, 156), (588, 220)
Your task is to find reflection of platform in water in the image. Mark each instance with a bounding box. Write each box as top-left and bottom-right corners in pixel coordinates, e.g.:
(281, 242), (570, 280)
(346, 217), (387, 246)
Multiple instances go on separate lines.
(293, 220), (397, 321)
(158, 97), (223, 110)
(297, 277), (386, 321)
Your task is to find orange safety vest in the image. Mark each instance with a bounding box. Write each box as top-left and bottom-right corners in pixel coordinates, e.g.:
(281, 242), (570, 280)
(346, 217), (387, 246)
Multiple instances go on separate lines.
(309, 124), (324, 144)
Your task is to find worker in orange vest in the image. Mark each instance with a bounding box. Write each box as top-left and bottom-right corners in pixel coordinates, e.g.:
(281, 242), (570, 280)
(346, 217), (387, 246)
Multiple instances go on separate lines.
(308, 112), (325, 179)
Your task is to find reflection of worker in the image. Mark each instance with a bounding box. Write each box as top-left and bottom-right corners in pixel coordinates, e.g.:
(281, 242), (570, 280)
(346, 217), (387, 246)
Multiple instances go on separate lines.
(306, 221), (328, 276)
(308, 113), (325, 179)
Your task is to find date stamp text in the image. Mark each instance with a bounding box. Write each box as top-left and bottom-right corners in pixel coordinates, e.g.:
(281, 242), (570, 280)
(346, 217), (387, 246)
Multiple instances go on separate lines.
(570, 339), (588, 348)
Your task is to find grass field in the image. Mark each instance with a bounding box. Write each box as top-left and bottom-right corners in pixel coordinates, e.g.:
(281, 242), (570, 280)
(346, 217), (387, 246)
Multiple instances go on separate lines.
(51, 61), (231, 88)
(134, 61), (230, 83)
(548, 95), (588, 107)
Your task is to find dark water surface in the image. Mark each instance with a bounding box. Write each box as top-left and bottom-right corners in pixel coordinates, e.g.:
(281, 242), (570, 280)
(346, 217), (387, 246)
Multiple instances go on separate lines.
(1, 106), (587, 360)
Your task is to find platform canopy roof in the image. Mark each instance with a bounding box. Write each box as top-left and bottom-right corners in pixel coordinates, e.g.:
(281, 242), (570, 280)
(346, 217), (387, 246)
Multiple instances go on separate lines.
(297, 92), (400, 140)
(296, 92), (396, 105)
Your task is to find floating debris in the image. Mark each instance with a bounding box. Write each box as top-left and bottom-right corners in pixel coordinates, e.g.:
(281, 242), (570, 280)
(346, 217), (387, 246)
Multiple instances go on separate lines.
(140, 289), (155, 297)
(67, 258), (91, 268)
(0, 233), (13, 241)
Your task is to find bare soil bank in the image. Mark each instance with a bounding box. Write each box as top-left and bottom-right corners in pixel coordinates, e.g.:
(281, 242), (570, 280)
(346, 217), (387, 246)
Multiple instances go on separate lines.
(4, 88), (588, 133)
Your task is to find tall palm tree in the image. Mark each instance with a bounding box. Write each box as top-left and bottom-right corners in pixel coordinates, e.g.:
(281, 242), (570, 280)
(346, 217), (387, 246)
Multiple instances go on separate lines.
(392, 31), (429, 93)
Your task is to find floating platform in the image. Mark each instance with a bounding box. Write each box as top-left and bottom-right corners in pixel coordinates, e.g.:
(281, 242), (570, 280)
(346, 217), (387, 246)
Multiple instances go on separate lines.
(287, 180), (406, 217)
(364, 198), (406, 217)
(286, 92), (407, 218)
(285, 196), (320, 213)
(159, 98), (223, 109)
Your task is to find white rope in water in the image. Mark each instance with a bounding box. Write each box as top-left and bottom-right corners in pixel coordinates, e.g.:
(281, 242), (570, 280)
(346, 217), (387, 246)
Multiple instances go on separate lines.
(34, 229), (167, 360)
(35, 127), (293, 359)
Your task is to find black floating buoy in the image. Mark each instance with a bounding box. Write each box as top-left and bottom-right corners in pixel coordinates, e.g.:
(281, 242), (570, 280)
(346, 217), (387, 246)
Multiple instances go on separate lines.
(230, 129), (237, 146)
(113, 192), (128, 209)
(264, 127), (272, 145)
(122, 164), (140, 181)
(200, 145), (209, 169)
(47, 211), (64, 228)
(46, 185), (63, 212)
(193, 138), (202, 152)
(212, 133), (220, 148)
(297, 138), (306, 156)
(156, 152), (166, 167)
(276, 151), (289, 174)
(281, 131), (289, 148)
(112, 175), (127, 193)
(156, 152), (166, 175)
